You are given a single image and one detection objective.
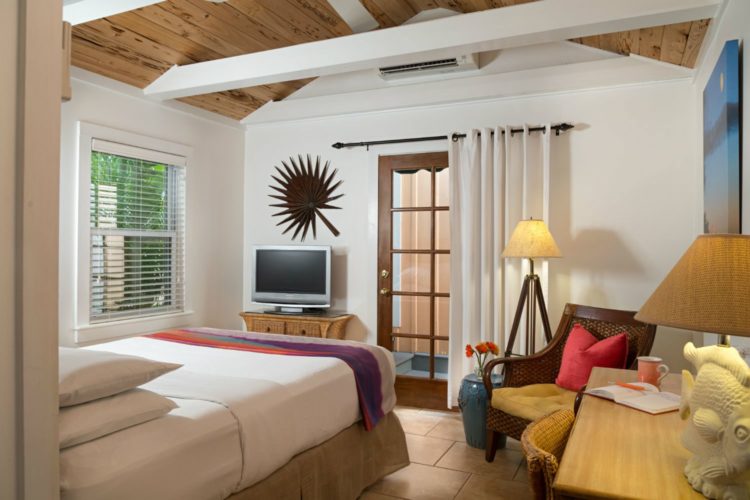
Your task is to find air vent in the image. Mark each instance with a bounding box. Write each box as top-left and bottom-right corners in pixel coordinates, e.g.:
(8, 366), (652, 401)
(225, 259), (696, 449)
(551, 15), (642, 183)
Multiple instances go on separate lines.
(380, 58), (460, 75)
(378, 54), (479, 82)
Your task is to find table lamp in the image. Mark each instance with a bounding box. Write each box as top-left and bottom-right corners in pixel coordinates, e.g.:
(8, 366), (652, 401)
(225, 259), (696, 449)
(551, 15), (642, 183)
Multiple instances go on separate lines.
(501, 218), (561, 357)
(635, 234), (750, 499)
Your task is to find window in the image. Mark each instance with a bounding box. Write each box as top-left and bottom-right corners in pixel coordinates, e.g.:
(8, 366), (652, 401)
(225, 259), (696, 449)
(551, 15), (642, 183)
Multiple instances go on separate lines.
(88, 138), (186, 323)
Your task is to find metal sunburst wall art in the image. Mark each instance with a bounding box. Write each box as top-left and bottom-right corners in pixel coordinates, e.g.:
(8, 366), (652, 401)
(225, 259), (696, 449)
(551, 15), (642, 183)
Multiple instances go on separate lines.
(269, 155), (343, 241)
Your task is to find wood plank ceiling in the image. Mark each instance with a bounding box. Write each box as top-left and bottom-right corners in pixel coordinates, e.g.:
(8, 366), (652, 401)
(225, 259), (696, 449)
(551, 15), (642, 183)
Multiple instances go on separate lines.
(71, 0), (710, 121)
(72, 0), (351, 119)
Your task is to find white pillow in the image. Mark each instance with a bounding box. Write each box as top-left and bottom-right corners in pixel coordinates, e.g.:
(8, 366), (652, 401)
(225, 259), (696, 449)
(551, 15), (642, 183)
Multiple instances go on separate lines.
(59, 347), (181, 406)
(59, 388), (177, 448)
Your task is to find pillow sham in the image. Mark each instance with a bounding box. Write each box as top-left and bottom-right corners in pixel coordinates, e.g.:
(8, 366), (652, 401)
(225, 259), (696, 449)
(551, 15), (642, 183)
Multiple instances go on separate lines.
(555, 324), (628, 391)
(59, 347), (181, 406)
(59, 388), (177, 448)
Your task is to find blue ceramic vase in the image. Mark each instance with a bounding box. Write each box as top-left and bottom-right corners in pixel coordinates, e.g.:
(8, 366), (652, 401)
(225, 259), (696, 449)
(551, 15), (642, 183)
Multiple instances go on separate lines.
(458, 372), (505, 449)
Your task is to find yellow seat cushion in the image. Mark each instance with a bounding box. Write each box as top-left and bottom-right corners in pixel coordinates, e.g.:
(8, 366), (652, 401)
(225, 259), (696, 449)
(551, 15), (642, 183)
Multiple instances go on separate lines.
(491, 384), (577, 422)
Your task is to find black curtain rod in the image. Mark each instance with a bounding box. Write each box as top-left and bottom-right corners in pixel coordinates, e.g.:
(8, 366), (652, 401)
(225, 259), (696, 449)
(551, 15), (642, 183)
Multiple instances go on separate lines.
(331, 122), (574, 150)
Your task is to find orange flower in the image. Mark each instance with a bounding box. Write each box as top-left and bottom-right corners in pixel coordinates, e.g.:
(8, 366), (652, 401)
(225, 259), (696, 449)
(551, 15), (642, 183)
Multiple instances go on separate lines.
(486, 341), (499, 355)
(467, 341), (500, 375)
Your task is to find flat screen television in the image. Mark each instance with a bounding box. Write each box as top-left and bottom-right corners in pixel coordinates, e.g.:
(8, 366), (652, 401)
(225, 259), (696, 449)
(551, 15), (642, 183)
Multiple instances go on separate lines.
(251, 245), (331, 313)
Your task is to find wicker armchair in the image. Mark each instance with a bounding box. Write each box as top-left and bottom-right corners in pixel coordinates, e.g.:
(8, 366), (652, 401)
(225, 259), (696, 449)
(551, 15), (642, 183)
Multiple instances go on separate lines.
(520, 409), (575, 500)
(483, 303), (656, 462)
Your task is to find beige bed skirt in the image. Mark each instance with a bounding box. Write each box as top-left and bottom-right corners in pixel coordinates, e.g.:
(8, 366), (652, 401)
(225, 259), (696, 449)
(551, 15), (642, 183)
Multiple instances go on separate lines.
(227, 411), (409, 500)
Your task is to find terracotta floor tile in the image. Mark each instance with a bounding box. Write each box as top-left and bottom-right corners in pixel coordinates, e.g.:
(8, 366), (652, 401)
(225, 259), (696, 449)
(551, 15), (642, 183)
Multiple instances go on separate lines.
(425, 414), (466, 441)
(377, 408), (532, 499)
(394, 408), (442, 436)
(454, 473), (534, 500)
(405, 433), (454, 466)
(393, 406), (422, 415)
(367, 463), (470, 500)
(505, 437), (522, 451)
(394, 405), (422, 412)
(436, 441), (522, 478)
(417, 409), (457, 418)
(358, 491), (405, 500)
(513, 459), (530, 483)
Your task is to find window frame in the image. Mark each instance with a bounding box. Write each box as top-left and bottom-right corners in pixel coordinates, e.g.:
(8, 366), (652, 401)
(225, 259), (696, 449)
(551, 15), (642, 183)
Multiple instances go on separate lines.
(75, 122), (193, 344)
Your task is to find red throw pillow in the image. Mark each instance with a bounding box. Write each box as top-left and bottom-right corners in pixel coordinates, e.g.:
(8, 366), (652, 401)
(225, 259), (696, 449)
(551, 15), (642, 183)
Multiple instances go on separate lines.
(555, 324), (628, 391)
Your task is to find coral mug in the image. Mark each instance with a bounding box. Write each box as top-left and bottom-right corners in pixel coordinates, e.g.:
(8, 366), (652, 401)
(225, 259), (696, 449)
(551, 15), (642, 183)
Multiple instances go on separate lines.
(637, 356), (669, 387)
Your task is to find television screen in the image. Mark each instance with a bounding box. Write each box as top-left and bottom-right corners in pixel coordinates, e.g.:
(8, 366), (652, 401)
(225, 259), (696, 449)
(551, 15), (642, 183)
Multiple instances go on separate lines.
(251, 245), (331, 310)
(255, 249), (327, 295)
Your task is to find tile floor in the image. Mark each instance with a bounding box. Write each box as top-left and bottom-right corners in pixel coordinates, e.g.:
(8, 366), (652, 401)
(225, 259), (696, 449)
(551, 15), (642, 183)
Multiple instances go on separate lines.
(361, 407), (534, 500)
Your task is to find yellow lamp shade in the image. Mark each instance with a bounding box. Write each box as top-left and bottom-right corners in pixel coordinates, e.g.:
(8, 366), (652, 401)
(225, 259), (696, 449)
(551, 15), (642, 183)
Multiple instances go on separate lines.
(502, 219), (561, 259)
(635, 234), (750, 336)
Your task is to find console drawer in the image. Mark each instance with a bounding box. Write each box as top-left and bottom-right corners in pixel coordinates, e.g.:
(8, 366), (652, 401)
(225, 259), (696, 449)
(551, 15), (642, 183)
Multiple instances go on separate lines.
(285, 321), (321, 337)
(250, 318), (286, 334)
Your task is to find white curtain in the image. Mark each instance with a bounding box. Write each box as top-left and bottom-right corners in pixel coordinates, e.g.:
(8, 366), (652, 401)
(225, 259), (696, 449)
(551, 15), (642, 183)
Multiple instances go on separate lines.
(447, 125), (552, 407)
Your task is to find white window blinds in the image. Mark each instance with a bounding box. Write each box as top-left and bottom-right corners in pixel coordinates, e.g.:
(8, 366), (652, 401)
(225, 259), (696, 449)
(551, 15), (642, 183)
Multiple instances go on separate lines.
(89, 140), (186, 323)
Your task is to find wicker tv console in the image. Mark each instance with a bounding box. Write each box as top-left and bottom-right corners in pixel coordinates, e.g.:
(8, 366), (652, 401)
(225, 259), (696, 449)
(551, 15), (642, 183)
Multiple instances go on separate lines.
(240, 311), (353, 340)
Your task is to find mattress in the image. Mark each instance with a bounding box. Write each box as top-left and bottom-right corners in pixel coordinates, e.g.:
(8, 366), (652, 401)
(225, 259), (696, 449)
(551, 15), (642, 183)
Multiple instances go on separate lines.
(61, 331), (398, 500)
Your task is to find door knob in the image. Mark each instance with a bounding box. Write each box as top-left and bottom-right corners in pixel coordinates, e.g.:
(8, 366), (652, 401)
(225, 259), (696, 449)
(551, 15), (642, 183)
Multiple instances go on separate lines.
(380, 288), (391, 296)
(380, 269), (390, 278)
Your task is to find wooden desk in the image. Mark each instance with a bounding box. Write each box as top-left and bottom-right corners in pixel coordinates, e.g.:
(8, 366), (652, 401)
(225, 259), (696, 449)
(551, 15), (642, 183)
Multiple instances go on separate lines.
(553, 367), (702, 500)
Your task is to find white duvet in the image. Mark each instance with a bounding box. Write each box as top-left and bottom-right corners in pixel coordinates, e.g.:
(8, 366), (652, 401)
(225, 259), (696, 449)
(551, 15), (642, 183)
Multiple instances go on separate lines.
(61, 330), (397, 500)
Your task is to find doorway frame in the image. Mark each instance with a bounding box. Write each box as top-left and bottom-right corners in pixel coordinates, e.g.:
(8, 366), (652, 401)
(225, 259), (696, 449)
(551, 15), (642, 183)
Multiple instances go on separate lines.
(5, 2), (64, 498)
(375, 149), (451, 410)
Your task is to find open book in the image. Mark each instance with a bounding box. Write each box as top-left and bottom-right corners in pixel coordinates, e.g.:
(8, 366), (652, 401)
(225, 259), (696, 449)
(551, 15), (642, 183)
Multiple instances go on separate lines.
(585, 382), (680, 414)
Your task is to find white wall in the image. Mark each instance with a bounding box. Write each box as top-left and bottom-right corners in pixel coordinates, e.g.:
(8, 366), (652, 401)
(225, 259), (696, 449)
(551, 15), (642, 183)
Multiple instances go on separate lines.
(693, 0), (750, 357)
(244, 80), (698, 370)
(0, 1), (18, 496)
(60, 76), (245, 346)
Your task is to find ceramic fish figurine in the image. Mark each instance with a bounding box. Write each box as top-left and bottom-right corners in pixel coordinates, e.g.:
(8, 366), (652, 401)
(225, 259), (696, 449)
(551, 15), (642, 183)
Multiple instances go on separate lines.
(681, 342), (750, 499)
(684, 342), (750, 385)
(722, 406), (750, 480)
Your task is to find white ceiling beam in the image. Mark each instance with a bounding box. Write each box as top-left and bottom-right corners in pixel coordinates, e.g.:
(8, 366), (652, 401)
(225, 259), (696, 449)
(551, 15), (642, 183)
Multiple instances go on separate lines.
(241, 56), (693, 125)
(144, 0), (719, 100)
(63, 0), (161, 25)
(327, 0), (379, 33)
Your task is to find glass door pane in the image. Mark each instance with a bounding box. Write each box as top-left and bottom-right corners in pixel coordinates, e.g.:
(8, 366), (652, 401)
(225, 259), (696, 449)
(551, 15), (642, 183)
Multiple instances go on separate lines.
(393, 211), (431, 250)
(392, 296), (431, 335)
(392, 254), (431, 293)
(393, 168), (432, 208)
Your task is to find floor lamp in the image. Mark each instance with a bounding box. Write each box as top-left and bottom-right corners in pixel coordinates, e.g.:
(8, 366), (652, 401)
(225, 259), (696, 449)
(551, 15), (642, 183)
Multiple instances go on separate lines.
(502, 219), (561, 357)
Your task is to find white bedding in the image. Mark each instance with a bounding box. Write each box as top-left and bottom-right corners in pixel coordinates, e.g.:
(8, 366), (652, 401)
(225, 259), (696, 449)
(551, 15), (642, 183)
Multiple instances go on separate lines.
(60, 398), (241, 500)
(61, 330), (396, 500)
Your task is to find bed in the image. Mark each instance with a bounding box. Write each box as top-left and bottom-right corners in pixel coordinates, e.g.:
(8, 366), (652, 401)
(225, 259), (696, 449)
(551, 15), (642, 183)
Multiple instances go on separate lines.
(59, 328), (409, 500)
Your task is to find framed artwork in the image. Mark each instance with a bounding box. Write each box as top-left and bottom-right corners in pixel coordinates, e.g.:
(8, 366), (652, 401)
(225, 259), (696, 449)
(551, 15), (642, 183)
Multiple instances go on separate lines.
(703, 39), (742, 234)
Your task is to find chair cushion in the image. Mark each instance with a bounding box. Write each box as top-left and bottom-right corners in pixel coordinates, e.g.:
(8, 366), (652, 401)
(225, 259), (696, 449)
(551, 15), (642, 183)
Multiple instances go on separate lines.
(491, 384), (577, 422)
(555, 324), (628, 391)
